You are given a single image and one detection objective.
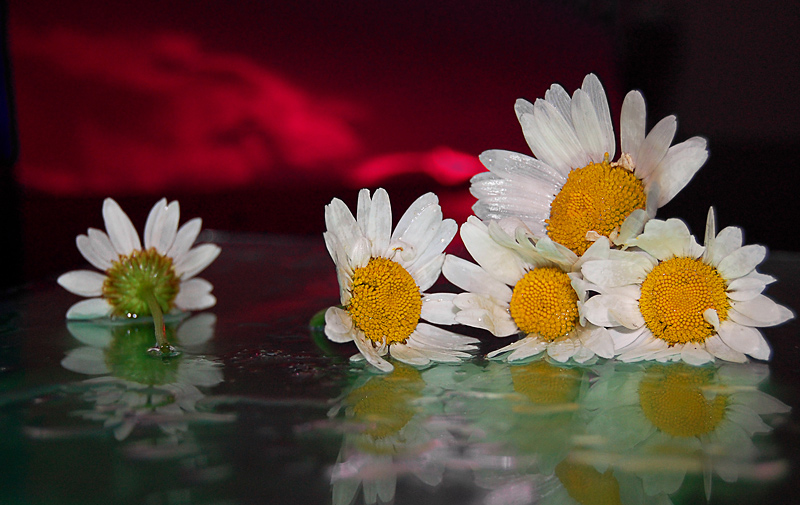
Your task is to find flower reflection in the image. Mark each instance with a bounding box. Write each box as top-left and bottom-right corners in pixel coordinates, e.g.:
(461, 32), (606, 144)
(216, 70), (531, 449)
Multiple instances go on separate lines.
(329, 362), (457, 505)
(582, 361), (790, 499)
(61, 314), (225, 440)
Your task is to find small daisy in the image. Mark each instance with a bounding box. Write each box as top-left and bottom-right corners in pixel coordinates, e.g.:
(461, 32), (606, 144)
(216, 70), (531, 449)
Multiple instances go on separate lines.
(58, 198), (220, 353)
(323, 188), (479, 373)
(471, 73), (708, 255)
(442, 216), (614, 363)
(580, 209), (794, 364)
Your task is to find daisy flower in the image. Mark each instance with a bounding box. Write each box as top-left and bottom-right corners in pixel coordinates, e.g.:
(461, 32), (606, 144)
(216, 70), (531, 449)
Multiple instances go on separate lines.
(323, 188), (479, 373)
(58, 198), (220, 353)
(583, 361), (790, 499)
(471, 73), (708, 255)
(442, 216), (614, 363)
(580, 209), (794, 364)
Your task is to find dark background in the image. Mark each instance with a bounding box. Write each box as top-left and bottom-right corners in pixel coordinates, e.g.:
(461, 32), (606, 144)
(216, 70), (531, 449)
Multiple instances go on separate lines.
(2, 0), (799, 287)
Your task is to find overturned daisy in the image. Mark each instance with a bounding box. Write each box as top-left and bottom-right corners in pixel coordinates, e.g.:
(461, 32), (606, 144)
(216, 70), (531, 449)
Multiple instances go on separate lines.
(581, 209), (794, 364)
(58, 198), (220, 355)
(442, 216), (614, 363)
(471, 73), (708, 255)
(323, 188), (479, 373)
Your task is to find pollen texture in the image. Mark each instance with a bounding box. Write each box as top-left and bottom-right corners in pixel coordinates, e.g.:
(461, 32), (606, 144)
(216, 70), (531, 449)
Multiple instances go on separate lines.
(547, 159), (646, 255)
(638, 364), (728, 437)
(347, 257), (422, 345)
(103, 248), (180, 317)
(639, 257), (730, 345)
(509, 267), (579, 340)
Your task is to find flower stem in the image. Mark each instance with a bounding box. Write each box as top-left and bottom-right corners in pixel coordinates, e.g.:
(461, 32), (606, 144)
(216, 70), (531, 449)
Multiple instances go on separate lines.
(142, 287), (175, 356)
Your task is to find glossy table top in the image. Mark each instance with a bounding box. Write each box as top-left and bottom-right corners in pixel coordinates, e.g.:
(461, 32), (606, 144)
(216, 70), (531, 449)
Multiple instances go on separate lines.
(1, 233), (798, 505)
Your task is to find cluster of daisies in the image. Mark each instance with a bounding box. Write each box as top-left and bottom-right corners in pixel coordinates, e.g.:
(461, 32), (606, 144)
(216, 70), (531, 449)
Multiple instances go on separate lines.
(322, 74), (793, 373)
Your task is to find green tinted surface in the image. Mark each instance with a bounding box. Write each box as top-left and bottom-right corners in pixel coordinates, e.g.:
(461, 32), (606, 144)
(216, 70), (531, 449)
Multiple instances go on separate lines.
(1, 234), (798, 505)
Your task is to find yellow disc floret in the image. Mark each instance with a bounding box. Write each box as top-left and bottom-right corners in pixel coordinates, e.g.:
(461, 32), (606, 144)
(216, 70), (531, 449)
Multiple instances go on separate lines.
(639, 257), (730, 345)
(638, 364), (728, 437)
(347, 257), (422, 345)
(547, 157), (646, 255)
(103, 248), (180, 318)
(509, 267), (579, 340)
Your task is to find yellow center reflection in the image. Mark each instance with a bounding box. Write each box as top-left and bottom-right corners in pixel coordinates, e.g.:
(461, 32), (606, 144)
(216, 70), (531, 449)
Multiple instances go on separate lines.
(555, 460), (622, 505)
(638, 364), (728, 437)
(511, 360), (582, 405)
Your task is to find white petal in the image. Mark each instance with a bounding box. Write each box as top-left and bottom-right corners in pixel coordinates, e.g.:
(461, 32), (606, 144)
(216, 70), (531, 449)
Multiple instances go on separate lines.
(324, 306), (354, 342)
(145, 199), (181, 254)
(420, 293), (459, 325)
(174, 278), (216, 311)
(634, 115), (676, 182)
(352, 333), (393, 373)
(442, 255), (512, 302)
(508, 339), (548, 361)
(410, 323), (479, 350)
(526, 100), (589, 172)
(355, 187), (372, 235)
(65, 298), (113, 319)
(704, 308), (720, 331)
(102, 198), (141, 255)
(717, 320), (768, 356)
(581, 326), (615, 358)
(175, 244), (221, 280)
(620, 90), (646, 159)
(453, 293), (518, 337)
(704, 226), (743, 267)
(704, 335), (747, 363)
(76, 235), (113, 271)
(460, 218), (526, 286)
(547, 337), (577, 362)
(651, 137), (708, 207)
(571, 89), (607, 162)
(367, 188), (391, 257)
(727, 275), (771, 301)
(390, 192), (439, 261)
(167, 218), (203, 261)
(581, 258), (648, 288)
(631, 218), (700, 260)
(681, 343), (713, 365)
(87, 228), (119, 264)
(581, 294), (643, 329)
(607, 326), (647, 351)
(717, 244), (766, 280)
(389, 343), (430, 366)
(58, 270), (106, 297)
(730, 296), (794, 327)
(581, 73), (615, 159)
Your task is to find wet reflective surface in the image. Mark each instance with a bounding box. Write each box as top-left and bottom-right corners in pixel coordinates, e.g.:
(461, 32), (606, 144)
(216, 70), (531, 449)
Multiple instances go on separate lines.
(1, 234), (798, 504)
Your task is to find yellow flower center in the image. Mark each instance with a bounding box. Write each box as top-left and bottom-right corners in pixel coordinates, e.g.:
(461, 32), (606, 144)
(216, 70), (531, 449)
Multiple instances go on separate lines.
(103, 248), (180, 317)
(511, 360), (582, 404)
(346, 363), (424, 443)
(347, 257), (422, 345)
(555, 460), (622, 505)
(509, 267), (579, 340)
(638, 364), (728, 437)
(639, 257), (730, 345)
(547, 157), (646, 255)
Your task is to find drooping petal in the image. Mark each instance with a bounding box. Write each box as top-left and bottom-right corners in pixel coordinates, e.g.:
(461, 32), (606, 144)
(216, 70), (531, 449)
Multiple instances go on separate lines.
(410, 323), (479, 351)
(65, 298), (114, 319)
(460, 217), (526, 286)
(352, 333), (393, 373)
(453, 293), (518, 337)
(102, 198), (141, 255)
(57, 270), (107, 297)
(704, 334), (748, 363)
(547, 337), (578, 362)
(442, 255), (512, 301)
(174, 278), (216, 311)
(681, 343), (714, 365)
(324, 306), (354, 342)
(174, 244), (221, 280)
(651, 137), (708, 207)
(389, 342), (431, 366)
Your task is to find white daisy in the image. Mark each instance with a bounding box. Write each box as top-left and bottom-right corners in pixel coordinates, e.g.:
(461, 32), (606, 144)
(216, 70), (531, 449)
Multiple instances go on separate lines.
(471, 73), (708, 255)
(442, 216), (614, 363)
(582, 361), (790, 499)
(58, 198), (220, 352)
(323, 188), (479, 373)
(580, 209), (794, 364)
